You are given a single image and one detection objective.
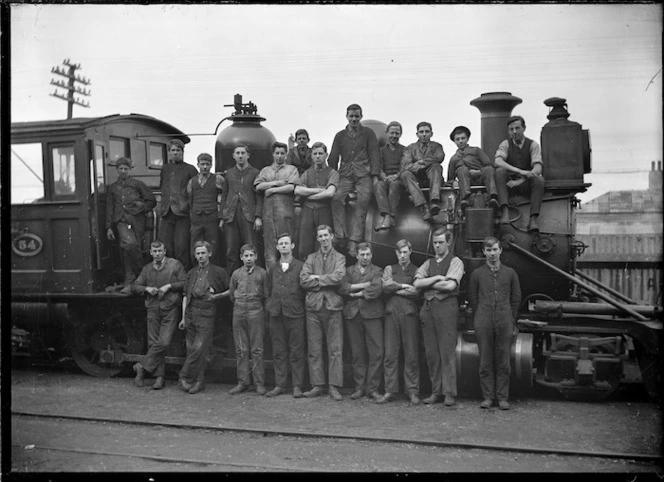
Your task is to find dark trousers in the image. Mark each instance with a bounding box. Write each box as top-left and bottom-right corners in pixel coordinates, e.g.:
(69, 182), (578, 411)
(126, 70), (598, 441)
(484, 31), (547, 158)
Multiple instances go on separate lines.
(345, 315), (384, 394)
(142, 306), (179, 377)
(179, 300), (215, 384)
(269, 314), (306, 388)
(161, 211), (191, 271)
(306, 308), (343, 387)
(190, 213), (220, 266)
(224, 217), (259, 274)
(116, 218), (146, 281)
(401, 164), (443, 207)
(420, 297), (459, 397)
(298, 205), (333, 260)
(495, 167), (545, 216)
(383, 309), (420, 395)
(475, 306), (513, 402)
(374, 178), (402, 216)
(263, 214), (294, 272)
(456, 165), (497, 200)
(331, 175), (372, 242)
(232, 301), (265, 387)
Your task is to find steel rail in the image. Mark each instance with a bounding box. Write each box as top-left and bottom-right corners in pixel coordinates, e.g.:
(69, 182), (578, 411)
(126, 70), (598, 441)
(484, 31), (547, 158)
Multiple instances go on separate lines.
(12, 410), (662, 463)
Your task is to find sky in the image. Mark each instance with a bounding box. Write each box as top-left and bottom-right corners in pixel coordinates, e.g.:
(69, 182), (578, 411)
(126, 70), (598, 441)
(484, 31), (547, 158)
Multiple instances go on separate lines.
(10, 3), (663, 204)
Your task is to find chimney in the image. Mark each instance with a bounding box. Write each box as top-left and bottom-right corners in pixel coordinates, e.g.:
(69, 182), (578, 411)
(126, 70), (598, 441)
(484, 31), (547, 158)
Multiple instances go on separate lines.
(649, 160), (662, 192)
(470, 92), (522, 160)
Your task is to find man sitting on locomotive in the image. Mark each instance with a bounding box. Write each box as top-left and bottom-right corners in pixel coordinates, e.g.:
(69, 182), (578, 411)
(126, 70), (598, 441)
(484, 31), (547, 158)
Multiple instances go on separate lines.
(131, 240), (187, 390)
(373, 121), (406, 231)
(446, 126), (499, 213)
(294, 142), (339, 260)
(400, 121), (445, 223)
(105, 157), (157, 294)
(494, 115), (545, 233)
(286, 128), (313, 175)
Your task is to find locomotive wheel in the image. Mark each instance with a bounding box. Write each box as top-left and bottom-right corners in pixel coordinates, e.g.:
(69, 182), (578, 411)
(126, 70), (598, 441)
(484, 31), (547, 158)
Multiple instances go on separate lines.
(68, 312), (130, 378)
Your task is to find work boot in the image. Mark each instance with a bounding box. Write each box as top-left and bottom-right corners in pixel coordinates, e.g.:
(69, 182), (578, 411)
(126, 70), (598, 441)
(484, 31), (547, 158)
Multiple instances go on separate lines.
(179, 378), (192, 392)
(329, 385), (343, 401)
(430, 199), (441, 216)
(498, 400), (511, 410)
(444, 395), (456, 407)
(303, 385), (324, 398)
(409, 393), (421, 405)
(133, 363), (144, 387)
(420, 204), (432, 222)
(422, 394), (441, 404)
(527, 215), (540, 233)
(488, 197), (500, 211)
(188, 381), (205, 394)
(368, 391), (382, 401)
(256, 385), (267, 396)
(381, 214), (394, 229)
(500, 205), (510, 225)
(266, 387), (283, 397)
(229, 384), (248, 395)
(292, 386), (303, 398)
(376, 393), (396, 404)
(152, 376), (165, 390)
(460, 198), (470, 213)
(350, 389), (365, 400)
(348, 241), (358, 258)
(374, 215), (387, 232)
(480, 399), (493, 409)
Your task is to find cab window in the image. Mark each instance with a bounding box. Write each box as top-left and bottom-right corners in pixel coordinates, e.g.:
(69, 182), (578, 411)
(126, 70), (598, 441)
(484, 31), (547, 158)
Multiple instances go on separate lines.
(51, 145), (76, 198)
(149, 142), (166, 169)
(109, 137), (129, 165)
(11, 142), (45, 204)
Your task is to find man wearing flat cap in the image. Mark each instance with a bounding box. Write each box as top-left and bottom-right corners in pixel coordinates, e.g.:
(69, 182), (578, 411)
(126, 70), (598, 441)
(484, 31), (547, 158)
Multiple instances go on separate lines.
(186, 153), (225, 265)
(160, 139), (198, 271)
(106, 157), (157, 294)
(447, 126), (498, 213)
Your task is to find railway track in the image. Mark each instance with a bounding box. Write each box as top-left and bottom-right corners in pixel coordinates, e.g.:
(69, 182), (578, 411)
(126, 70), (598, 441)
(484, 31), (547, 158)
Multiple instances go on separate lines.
(12, 410), (662, 464)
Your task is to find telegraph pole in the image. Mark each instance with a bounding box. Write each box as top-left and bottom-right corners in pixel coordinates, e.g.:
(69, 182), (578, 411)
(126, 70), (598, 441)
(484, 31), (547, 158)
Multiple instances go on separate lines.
(50, 58), (91, 119)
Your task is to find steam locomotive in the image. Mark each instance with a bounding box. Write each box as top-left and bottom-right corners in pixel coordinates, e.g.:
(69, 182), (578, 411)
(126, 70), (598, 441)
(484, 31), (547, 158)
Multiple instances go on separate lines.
(10, 92), (662, 400)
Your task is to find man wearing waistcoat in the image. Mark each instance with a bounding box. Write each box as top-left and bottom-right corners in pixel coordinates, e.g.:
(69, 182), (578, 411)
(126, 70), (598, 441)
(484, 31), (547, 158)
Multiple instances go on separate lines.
(414, 228), (465, 406)
(468, 237), (522, 410)
(178, 241), (230, 395)
(377, 239), (421, 405)
(294, 142), (339, 260)
(494, 116), (545, 233)
(160, 139), (198, 271)
(219, 144), (263, 273)
(339, 242), (384, 401)
(186, 153), (224, 265)
(328, 104), (381, 257)
(286, 128), (313, 175)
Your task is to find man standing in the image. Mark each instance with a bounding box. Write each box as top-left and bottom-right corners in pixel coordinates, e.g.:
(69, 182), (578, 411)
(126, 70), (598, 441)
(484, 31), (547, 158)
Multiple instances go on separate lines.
(328, 104), (381, 257)
(254, 142), (300, 271)
(131, 240), (187, 390)
(413, 228), (464, 406)
(106, 157), (157, 294)
(373, 121), (406, 231)
(265, 233), (306, 398)
(178, 241), (230, 395)
(220, 144), (263, 273)
(468, 237), (522, 410)
(186, 153), (224, 265)
(447, 126), (499, 213)
(160, 139), (198, 271)
(299, 225), (346, 401)
(400, 122), (445, 222)
(494, 116), (545, 232)
(377, 239), (421, 405)
(294, 142), (339, 260)
(340, 243), (384, 401)
(286, 128), (313, 175)
(228, 244), (270, 396)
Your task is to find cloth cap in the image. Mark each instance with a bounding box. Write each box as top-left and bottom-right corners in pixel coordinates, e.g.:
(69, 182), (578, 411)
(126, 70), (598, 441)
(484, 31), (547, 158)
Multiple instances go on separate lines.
(450, 125), (471, 141)
(169, 139), (185, 150)
(197, 153), (213, 163)
(115, 157), (132, 168)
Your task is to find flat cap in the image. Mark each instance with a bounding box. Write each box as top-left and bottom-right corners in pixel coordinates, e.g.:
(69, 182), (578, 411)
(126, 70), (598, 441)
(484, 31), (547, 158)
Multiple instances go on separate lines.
(168, 139), (185, 149)
(197, 153), (213, 162)
(115, 157), (132, 168)
(450, 125), (471, 141)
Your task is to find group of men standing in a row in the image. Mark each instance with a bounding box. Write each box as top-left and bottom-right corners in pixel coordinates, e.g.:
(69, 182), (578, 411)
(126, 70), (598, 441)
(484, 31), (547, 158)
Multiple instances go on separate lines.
(129, 224), (521, 410)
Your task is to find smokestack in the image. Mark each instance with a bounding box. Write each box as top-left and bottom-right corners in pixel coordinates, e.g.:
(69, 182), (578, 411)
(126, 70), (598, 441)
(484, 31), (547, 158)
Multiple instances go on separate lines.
(470, 92), (523, 160)
(649, 160), (662, 192)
